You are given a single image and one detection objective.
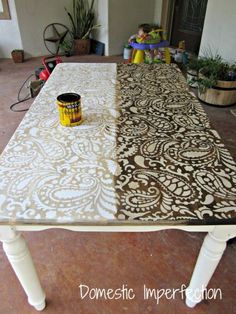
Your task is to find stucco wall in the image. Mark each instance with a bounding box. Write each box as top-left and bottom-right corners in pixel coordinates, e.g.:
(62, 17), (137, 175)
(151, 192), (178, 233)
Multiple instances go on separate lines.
(93, 0), (109, 55)
(0, 0), (22, 58)
(199, 0), (236, 62)
(108, 0), (156, 55)
(14, 0), (72, 58)
(0, 0), (161, 58)
(153, 0), (163, 26)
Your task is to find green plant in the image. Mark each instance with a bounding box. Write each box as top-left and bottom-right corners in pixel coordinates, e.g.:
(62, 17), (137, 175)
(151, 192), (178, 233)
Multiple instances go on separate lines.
(59, 40), (73, 52)
(187, 57), (205, 72)
(195, 53), (236, 93)
(65, 0), (100, 40)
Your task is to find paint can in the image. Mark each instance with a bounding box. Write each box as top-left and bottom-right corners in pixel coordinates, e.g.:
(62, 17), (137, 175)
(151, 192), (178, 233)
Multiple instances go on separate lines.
(57, 93), (82, 127)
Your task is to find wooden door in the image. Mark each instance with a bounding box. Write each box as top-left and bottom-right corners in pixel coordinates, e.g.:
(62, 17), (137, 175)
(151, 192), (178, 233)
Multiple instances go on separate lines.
(171, 0), (208, 53)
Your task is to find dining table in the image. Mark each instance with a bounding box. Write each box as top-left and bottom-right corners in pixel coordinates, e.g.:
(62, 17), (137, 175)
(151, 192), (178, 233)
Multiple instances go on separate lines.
(0, 62), (235, 311)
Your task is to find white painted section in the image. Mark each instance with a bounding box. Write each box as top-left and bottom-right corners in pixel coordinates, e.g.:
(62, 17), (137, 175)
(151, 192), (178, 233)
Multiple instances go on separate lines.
(108, 0), (156, 55)
(0, 227), (46, 311)
(14, 0), (72, 58)
(0, 0), (22, 58)
(186, 225), (236, 307)
(13, 223), (218, 233)
(93, 0), (109, 56)
(153, 0), (163, 26)
(199, 0), (236, 63)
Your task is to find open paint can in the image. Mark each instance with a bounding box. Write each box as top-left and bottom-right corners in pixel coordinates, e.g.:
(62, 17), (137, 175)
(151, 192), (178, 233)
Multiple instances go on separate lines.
(57, 93), (82, 127)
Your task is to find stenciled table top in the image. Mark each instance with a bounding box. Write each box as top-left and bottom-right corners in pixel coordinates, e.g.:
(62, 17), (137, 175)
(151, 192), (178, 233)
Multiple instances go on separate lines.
(0, 63), (235, 225)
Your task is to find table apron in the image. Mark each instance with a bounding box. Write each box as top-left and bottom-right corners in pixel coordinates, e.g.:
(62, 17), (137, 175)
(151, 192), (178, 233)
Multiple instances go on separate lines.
(1, 224), (234, 233)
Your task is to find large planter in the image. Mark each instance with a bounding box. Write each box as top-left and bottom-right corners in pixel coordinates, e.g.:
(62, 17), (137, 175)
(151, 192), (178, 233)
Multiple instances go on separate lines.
(74, 39), (91, 55)
(11, 50), (24, 63)
(186, 69), (198, 88)
(198, 79), (236, 106)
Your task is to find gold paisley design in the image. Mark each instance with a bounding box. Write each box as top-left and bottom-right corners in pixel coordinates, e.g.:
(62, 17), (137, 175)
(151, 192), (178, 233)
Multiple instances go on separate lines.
(0, 64), (118, 223)
(0, 63), (236, 225)
(115, 63), (236, 223)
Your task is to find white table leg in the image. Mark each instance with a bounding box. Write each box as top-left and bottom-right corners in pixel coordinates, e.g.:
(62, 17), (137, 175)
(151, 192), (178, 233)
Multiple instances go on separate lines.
(185, 225), (236, 308)
(0, 226), (46, 311)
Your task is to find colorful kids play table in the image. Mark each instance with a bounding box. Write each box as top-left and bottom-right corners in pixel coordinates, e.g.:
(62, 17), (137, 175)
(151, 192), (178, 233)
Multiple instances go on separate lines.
(0, 63), (235, 310)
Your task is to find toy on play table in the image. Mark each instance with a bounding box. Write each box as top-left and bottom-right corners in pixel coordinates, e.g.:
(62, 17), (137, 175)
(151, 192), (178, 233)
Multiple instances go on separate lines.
(129, 26), (171, 64)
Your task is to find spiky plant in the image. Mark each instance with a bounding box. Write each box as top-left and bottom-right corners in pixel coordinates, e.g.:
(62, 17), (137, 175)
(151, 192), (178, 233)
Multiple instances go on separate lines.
(65, 0), (100, 40)
(197, 54), (236, 93)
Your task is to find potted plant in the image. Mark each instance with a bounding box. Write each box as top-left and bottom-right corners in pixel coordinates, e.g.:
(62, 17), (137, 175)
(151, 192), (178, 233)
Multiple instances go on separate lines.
(186, 57), (205, 88)
(196, 54), (236, 106)
(123, 44), (132, 60)
(11, 49), (24, 63)
(59, 40), (73, 57)
(65, 0), (100, 55)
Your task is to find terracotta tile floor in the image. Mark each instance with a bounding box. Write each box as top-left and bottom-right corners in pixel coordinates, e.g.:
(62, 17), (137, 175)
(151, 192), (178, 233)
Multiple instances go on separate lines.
(0, 55), (236, 314)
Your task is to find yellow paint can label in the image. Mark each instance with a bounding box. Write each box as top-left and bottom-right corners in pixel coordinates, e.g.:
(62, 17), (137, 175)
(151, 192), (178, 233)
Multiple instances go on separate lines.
(57, 93), (82, 127)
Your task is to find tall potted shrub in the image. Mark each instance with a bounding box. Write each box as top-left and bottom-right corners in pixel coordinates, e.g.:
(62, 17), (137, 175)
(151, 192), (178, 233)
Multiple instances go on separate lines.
(65, 0), (100, 55)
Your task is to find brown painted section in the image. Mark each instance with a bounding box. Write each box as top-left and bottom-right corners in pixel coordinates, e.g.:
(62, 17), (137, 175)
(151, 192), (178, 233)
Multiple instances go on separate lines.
(115, 63), (236, 223)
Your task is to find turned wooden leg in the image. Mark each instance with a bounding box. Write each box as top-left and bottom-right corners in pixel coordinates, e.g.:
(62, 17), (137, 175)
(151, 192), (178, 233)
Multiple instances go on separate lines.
(0, 226), (46, 311)
(185, 226), (236, 308)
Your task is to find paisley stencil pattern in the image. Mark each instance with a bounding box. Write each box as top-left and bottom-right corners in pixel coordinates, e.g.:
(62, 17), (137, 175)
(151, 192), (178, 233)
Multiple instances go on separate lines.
(0, 64), (118, 223)
(0, 63), (235, 225)
(115, 64), (236, 224)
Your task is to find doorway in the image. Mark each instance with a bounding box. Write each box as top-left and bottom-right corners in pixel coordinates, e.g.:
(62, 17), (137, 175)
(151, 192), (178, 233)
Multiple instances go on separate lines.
(170, 0), (208, 54)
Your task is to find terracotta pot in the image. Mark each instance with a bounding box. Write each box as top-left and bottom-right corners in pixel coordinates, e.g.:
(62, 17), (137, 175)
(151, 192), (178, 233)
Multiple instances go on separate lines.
(11, 50), (24, 63)
(198, 73), (236, 106)
(74, 39), (91, 55)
